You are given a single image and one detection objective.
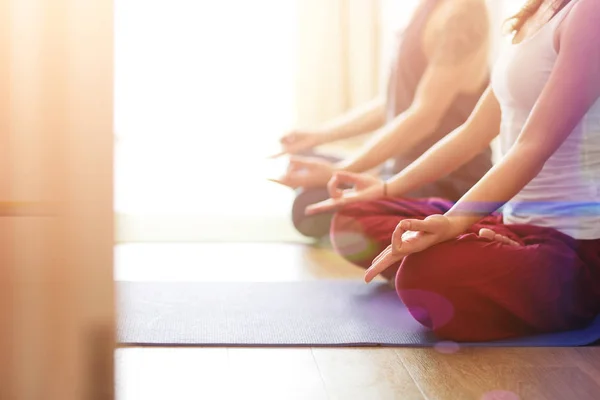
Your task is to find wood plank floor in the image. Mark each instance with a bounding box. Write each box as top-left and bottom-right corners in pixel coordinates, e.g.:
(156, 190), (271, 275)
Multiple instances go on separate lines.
(115, 243), (600, 400)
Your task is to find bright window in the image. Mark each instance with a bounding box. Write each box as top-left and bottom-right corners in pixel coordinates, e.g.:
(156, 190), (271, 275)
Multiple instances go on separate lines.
(115, 0), (297, 222)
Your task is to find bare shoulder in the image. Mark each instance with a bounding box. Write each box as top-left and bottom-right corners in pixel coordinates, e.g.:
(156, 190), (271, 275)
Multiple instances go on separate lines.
(559, 0), (600, 33)
(568, 0), (600, 15)
(428, 0), (490, 66)
(556, 0), (600, 50)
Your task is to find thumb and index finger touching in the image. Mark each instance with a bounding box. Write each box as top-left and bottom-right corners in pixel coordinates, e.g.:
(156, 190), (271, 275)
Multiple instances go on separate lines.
(306, 171), (374, 216)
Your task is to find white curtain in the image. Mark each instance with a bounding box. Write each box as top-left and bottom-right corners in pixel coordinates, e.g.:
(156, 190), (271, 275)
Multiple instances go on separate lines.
(294, 0), (427, 127)
(295, 0), (382, 125)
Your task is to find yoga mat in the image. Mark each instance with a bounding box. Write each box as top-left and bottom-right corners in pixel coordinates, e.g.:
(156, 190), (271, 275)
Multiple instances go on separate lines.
(117, 281), (600, 347)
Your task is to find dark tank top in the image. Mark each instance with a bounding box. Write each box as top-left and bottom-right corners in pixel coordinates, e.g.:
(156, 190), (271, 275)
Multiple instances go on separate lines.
(384, 0), (492, 198)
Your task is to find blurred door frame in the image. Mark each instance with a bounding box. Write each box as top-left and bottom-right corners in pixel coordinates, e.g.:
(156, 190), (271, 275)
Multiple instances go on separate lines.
(1, 0), (115, 398)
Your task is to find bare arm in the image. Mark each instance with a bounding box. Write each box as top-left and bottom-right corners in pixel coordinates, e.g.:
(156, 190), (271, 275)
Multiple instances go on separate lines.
(442, 0), (600, 235)
(313, 97), (386, 145)
(336, 0), (490, 173)
(386, 86), (501, 195)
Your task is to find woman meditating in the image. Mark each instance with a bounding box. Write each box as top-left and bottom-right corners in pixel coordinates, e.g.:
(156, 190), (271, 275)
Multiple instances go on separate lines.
(307, 0), (600, 342)
(271, 0), (492, 240)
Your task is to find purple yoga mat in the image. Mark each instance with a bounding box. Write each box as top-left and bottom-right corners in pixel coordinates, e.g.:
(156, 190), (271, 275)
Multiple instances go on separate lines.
(116, 281), (600, 347)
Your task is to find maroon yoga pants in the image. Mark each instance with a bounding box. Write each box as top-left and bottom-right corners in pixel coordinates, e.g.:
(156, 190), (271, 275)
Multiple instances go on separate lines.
(330, 197), (600, 342)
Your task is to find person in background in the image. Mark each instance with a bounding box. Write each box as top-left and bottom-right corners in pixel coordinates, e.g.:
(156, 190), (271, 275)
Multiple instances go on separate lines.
(271, 0), (493, 241)
(308, 0), (600, 342)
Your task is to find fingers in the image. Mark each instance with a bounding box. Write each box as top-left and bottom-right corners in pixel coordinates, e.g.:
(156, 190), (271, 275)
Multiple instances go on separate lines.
(366, 232), (427, 283)
(501, 236), (520, 247)
(305, 198), (344, 216)
(268, 138), (293, 157)
(267, 156), (317, 187)
(280, 133), (297, 145)
(372, 244), (393, 265)
(478, 228), (521, 247)
(365, 248), (402, 283)
(478, 228), (495, 241)
(267, 177), (294, 188)
(398, 215), (445, 233)
(267, 150), (288, 159)
(288, 155), (317, 168)
(327, 171), (364, 199)
(267, 167), (303, 188)
(271, 134), (311, 158)
(366, 216), (453, 284)
(285, 158), (312, 175)
(366, 218), (442, 283)
(327, 174), (345, 199)
(270, 135), (300, 158)
(335, 170), (370, 185)
(267, 147), (301, 159)
(391, 223), (408, 254)
(391, 216), (446, 253)
(267, 177), (284, 185)
(306, 170), (378, 215)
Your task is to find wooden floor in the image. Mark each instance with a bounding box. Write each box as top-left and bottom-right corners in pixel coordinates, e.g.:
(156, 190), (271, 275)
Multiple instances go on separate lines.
(114, 243), (600, 400)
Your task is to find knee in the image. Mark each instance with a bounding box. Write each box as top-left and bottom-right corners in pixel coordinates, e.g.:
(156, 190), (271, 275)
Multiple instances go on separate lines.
(291, 188), (333, 239)
(395, 238), (530, 342)
(395, 245), (462, 339)
(330, 206), (381, 268)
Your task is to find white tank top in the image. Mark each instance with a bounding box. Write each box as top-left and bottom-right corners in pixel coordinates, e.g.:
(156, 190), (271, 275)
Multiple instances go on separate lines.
(491, 0), (600, 240)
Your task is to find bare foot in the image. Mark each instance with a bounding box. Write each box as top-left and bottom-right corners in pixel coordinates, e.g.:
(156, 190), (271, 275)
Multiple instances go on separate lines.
(478, 228), (521, 247)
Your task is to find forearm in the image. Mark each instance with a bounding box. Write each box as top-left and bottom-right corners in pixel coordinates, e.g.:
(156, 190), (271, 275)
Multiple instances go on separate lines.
(336, 108), (437, 173)
(444, 144), (545, 236)
(383, 86), (501, 196)
(317, 97), (386, 144)
(385, 121), (493, 196)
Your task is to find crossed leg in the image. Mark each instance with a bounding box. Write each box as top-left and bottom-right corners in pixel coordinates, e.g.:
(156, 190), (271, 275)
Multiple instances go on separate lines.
(330, 197), (600, 342)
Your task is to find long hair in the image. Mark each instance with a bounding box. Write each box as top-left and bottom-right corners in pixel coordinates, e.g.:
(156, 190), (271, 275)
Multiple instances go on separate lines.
(505, 0), (571, 34)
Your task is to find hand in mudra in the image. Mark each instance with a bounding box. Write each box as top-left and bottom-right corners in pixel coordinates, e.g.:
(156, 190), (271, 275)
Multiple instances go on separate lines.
(270, 131), (323, 158)
(366, 216), (522, 283)
(365, 215), (453, 283)
(268, 156), (336, 189)
(305, 171), (385, 215)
